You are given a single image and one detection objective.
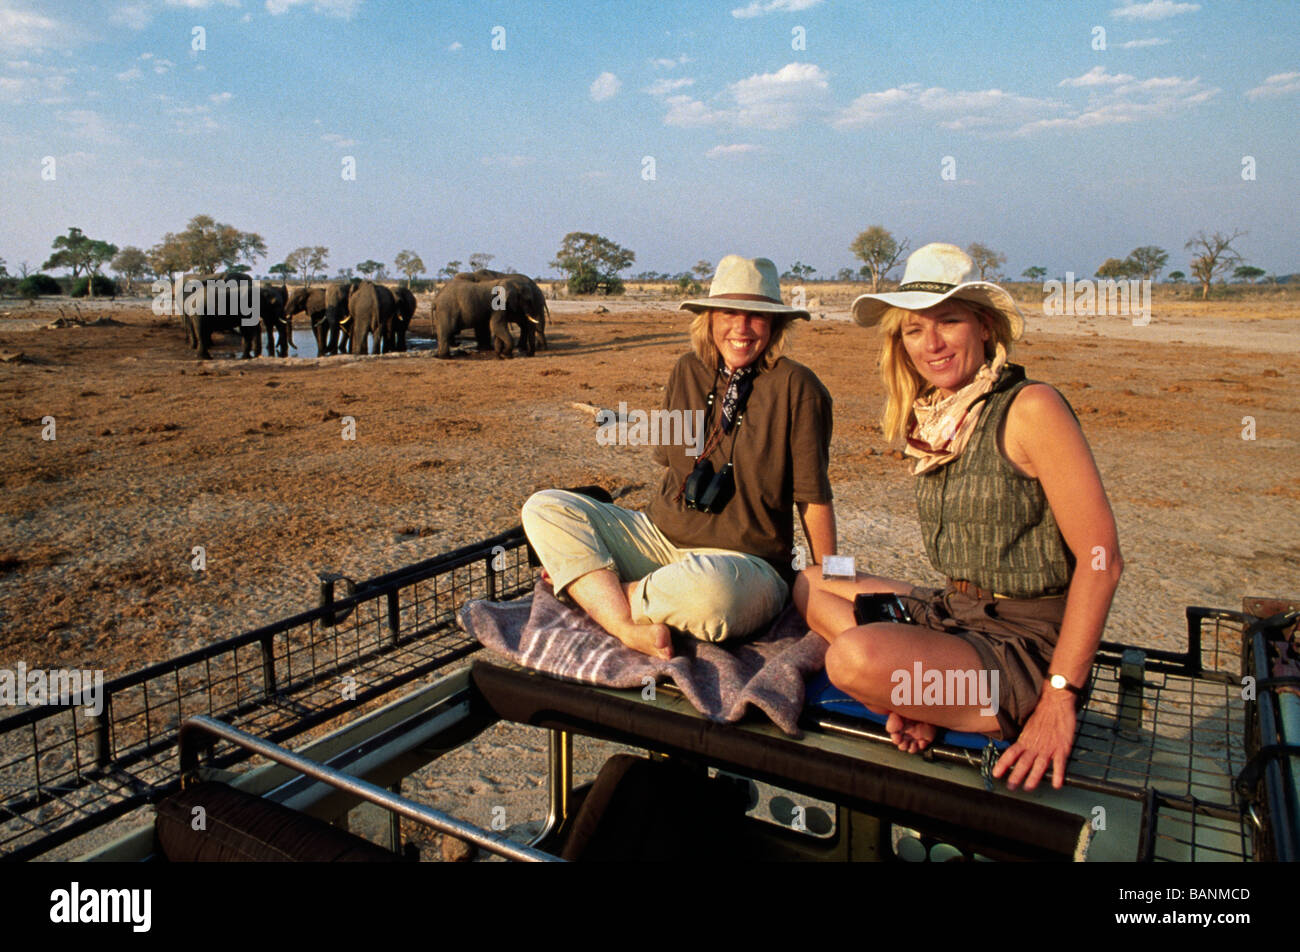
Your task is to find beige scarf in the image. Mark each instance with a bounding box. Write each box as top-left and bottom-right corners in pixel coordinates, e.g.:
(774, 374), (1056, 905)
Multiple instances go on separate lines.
(905, 344), (1008, 475)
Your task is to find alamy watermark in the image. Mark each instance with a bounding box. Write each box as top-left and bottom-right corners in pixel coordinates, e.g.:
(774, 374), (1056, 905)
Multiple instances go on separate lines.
(1042, 273), (1150, 326)
(595, 403), (706, 457)
(890, 662), (999, 717)
(150, 272), (261, 326)
(0, 663), (104, 716)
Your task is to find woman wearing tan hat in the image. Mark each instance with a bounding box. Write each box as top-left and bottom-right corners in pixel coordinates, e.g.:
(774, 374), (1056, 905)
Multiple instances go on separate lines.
(522, 255), (836, 659)
(794, 242), (1121, 791)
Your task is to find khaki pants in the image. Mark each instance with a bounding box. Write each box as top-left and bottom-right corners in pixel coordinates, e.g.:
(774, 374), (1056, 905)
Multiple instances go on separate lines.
(521, 489), (788, 643)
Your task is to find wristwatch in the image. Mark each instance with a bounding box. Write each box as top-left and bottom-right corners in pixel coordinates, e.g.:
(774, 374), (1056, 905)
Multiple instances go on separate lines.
(1047, 673), (1083, 707)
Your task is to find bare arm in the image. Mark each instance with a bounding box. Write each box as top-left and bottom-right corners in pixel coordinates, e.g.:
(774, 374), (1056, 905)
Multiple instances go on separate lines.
(797, 500), (837, 566)
(992, 385), (1123, 790)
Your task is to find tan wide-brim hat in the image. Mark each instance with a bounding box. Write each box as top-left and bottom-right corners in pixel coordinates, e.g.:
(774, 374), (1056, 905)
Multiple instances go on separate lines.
(850, 242), (1024, 340)
(679, 255), (811, 320)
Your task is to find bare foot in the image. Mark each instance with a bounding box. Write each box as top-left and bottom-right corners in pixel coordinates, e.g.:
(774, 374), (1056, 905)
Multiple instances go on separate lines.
(610, 621), (673, 660)
(885, 711), (937, 754)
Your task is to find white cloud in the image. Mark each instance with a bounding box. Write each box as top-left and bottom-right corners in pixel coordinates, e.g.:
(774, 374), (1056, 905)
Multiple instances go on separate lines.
(321, 132), (356, 146)
(265, 0), (361, 16)
(1059, 66), (1134, 87)
(650, 54), (690, 69)
(590, 71), (620, 102)
(0, 58), (73, 102)
(116, 66), (143, 82)
(645, 77), (693, 96)
(732, 0), (822, 19)
(1111, 1), (1199, 20)
(706, 143), (760, 159)
(165, 0), (240, 8)
(665, 62), (830, 130)
(0, 3), (64, 52)
(1246, 71), (1300, 100)
(1118, 37), (1170, 48)
(209, 90), (233, 103)
(481, 154), (533, 169)
(1019, 70), (1217, 134)
(57, 109), (118, 143)
(110, 3), (153, 30)
(834, 83), (1060, 130)
(152, 58), (176, 74)
(447, 41), (462, 51)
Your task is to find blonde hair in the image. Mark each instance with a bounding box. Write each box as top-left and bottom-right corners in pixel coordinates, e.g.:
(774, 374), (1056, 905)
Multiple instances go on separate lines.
(689, 308), (794, 371)
(878, 299), (1015, 440)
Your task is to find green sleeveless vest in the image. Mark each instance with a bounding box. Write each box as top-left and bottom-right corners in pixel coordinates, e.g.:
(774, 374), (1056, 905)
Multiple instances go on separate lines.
(914, 366), (1074, 598)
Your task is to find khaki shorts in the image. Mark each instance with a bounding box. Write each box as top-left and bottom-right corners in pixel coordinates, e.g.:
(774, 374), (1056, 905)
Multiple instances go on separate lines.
(898, 585), (1067, 740)
(521, 489), (788, 644)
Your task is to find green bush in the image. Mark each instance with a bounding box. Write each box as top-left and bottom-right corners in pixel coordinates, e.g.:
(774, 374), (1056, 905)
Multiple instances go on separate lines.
(17, 274), (62, 297)
(70, 275), (118, 297)
(676, 276), (703, 296)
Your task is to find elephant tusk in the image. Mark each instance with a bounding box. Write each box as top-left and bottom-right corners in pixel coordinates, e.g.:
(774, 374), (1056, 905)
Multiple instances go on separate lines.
(528, 316), (541, 324)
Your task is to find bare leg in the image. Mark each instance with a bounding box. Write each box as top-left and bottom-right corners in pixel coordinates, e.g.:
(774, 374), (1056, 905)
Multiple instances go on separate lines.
(793, 567), (912, 644)
(566, 568), (673, 660)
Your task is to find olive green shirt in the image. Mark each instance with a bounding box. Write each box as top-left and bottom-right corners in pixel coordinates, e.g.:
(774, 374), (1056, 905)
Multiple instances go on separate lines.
(649, 353), (833, 584)
(914, 366), (1075, 598)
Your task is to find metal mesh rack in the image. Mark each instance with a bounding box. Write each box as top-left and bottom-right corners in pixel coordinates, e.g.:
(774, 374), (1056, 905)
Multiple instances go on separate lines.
(0, 527), (537, 861)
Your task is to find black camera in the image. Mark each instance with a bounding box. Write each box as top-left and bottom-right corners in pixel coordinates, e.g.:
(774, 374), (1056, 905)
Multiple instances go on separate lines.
(683, 460), (735, 514)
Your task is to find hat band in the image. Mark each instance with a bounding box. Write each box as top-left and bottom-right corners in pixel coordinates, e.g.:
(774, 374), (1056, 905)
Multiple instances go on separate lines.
(707, 292), (785, 306)
(897, 281), (956, 294)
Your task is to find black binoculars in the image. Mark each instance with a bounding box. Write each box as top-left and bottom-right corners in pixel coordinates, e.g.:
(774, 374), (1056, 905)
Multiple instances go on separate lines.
(683, 460), (735, 514)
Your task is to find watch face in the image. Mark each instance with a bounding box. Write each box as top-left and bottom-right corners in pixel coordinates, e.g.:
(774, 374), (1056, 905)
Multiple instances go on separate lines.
(1050, 674), (1068, 690)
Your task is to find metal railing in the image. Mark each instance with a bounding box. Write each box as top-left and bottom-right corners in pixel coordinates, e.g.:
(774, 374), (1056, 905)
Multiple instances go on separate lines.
(0, 527), (537, 861)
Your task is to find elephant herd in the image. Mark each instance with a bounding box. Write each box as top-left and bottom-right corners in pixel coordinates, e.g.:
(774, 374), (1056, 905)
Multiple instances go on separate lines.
(181, 270), (549, 361)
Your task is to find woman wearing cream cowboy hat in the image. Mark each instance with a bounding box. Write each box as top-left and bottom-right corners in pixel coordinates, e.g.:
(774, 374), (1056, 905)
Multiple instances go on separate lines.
(523, 255), (836, 659)
(794, 242), (1121, 791)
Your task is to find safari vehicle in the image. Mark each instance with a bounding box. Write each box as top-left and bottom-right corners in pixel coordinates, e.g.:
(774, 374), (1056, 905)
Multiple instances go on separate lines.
(2, 525), (1296, 863)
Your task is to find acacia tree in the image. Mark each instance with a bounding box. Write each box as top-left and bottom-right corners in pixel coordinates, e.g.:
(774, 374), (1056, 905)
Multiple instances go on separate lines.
(43, 227), (119, 299)
(394, 251), (425, 286)
(1096, 258), (1139, 280)
(1125, 246), (1168, 282)
(467, 252), (494, 272)
(148, 215), (266, 276)
(552, 232), (635, 295)
(1022, 266), (1047, 282)
(356, 259), (383, 280)
(850, 226), (908, 292)
(285, 246), (330, 286)
(1233, 265), (1265, 283)
(966, 242), (1006, 281)
(439, 260), (463, 280)
(1185, 229), (1246, 299)
(111, 246), (149, 294)
(1167, 270), (1185, 283)
(691, 260), (713, 281)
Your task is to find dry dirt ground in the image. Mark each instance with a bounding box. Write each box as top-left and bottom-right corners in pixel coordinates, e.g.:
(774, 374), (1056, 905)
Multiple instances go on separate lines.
(0, 295), (1296, 670)
(1, 294), (1297, 857)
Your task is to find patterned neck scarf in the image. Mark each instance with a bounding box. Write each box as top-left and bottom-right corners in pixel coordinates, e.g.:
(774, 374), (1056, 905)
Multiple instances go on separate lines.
(905, 343), (1008, 475)
(719, 363), (756, 433)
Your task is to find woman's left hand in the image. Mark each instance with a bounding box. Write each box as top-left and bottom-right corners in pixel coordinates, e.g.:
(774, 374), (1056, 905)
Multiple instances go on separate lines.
(990, 691), (1076, 790)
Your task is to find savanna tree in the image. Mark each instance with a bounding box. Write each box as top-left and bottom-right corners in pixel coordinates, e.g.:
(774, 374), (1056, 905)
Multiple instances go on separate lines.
(966, 242), (1005, 281)
(1186, 229), (1246, 299)
(1096, 258), (1139, 280)
(356, 259), (384, 280)
(44, 227), (118, 299)
(111, 246), (149, 293)
(552, 232), (635, 294)
(850, 226), (908, 292)
(1022, 266), (1047, 282)
(1125, 246), (1168, 282)
(394, 251), (425, 286)
(1233, 265), (1265, 283)
(285, 246), (330, 286)
(149, 215), (265, 275)
(467, 252), (494, 272)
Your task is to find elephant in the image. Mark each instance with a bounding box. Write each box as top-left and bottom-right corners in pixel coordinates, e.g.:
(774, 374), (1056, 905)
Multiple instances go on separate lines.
(434, 271), (546, 358)
(180, 272), (266, 361)
(286, 286), (343, 357)
(390, 286), (417, 352)
(322, 280), (359, 356)
(348, 280), (396, 355)
(260, 282), (290, 357)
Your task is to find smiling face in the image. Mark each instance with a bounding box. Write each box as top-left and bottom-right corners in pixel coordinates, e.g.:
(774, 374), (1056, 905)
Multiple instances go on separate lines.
(899, 301), (991, 397)
(710, 308), (773, 371)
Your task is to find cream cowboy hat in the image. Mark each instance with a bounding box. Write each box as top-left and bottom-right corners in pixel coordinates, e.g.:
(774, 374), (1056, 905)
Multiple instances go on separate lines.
(679, 255), (811, 320)
(850, 243), (1024, 339)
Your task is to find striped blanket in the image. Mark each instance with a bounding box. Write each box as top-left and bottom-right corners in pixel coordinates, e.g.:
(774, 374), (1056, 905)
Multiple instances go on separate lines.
(461, 580), (828, 736)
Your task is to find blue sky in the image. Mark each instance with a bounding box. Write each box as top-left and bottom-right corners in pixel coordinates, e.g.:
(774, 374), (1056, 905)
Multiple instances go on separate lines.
(2, 0), (1297, 280)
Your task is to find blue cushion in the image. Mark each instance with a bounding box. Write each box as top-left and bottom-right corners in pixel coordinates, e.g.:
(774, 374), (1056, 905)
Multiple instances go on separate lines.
(804, 671), (1008, 752)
